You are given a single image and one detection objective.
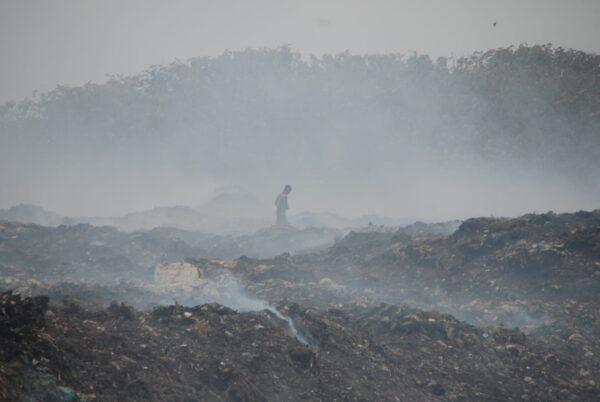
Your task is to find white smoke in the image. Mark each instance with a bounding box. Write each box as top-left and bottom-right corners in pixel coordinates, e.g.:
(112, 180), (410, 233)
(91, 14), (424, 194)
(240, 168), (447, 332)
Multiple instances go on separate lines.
(152, 263), (311, 345)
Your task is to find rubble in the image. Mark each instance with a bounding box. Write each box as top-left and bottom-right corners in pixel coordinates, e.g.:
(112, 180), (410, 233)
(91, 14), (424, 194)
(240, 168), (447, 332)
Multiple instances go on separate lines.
(2, 292), (599, 401)
(154, 261), (206, 292)
(0, 210), (599, 400)
(0, 221), (339, 288)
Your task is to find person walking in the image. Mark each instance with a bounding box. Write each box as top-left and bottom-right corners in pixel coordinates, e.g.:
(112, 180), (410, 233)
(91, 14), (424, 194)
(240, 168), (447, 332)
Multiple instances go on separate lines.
(274, 185), (292, 226)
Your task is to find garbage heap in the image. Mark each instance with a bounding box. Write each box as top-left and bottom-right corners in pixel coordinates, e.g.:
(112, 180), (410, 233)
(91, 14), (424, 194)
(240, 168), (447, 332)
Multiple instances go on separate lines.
(0, 210), (599, 401)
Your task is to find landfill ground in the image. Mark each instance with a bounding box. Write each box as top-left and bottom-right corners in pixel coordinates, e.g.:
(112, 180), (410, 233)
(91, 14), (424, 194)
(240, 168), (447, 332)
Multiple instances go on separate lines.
(1, 210), (599, 401)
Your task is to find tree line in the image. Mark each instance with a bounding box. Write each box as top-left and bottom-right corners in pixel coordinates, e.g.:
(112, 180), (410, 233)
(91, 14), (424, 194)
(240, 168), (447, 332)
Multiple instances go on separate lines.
(1, 44), (599, 184)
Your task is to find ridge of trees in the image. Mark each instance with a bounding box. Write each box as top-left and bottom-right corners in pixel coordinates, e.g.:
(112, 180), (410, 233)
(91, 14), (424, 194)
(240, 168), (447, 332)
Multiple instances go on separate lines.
(1, 44), (599, 180)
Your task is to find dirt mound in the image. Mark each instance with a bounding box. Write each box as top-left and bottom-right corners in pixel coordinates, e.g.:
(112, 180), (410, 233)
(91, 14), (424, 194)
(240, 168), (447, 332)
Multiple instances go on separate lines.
(1, 210), (600, 400)
(0, 221), (340, 288)
(3, 291), (599, 401)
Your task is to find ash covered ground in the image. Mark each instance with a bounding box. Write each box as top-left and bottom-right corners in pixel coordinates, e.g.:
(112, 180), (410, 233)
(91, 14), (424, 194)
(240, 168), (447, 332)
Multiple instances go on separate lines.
(1, 210), (599, 401)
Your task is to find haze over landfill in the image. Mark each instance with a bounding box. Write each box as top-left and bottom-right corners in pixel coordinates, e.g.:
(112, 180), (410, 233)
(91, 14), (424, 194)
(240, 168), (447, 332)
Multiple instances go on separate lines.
(1, 0), (600, 221)
(1, 1), (600, 401)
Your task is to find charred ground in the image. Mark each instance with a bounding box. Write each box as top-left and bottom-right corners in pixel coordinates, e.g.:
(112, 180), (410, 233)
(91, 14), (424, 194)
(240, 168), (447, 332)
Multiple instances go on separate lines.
(1, 210), (599, 401)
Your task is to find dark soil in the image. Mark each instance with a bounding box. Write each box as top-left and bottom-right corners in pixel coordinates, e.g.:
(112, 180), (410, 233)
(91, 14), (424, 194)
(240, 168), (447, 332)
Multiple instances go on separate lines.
(1, 210), (599, 401)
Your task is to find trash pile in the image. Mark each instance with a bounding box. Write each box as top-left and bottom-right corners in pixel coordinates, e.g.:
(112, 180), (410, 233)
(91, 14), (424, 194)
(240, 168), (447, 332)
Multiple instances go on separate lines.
(230, 210), (600, 324)
(3, 291), (599, 401)
(0, 221), (339, 288)
(0, 210), (599, 400)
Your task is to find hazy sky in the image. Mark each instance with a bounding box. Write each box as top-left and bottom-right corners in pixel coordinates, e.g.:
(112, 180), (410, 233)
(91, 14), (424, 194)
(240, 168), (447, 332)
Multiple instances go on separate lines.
(1, 0), (599, 103)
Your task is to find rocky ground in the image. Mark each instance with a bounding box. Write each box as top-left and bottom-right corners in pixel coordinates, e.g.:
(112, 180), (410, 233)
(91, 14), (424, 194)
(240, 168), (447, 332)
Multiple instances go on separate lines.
(1, 210), (599, 401)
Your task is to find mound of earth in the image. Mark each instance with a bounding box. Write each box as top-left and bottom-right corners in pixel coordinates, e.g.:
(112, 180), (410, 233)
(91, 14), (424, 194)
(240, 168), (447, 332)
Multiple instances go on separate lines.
(0, 221), (340, 288)
(2, 291), (598, 401)
(1, 210), (599, 401)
